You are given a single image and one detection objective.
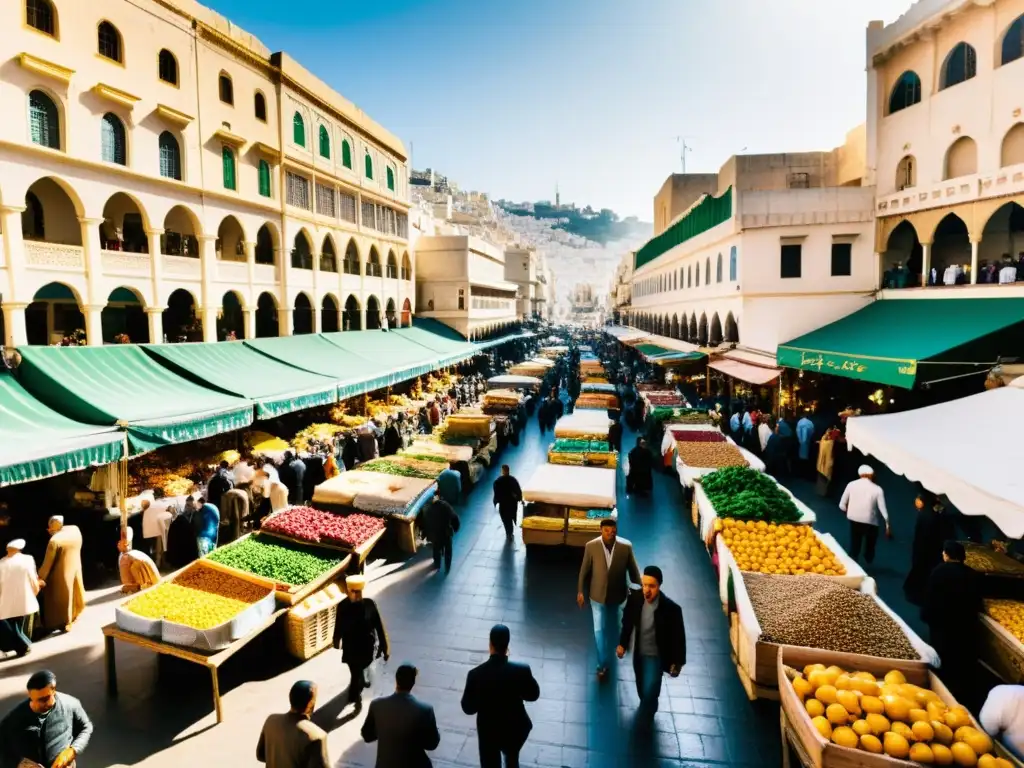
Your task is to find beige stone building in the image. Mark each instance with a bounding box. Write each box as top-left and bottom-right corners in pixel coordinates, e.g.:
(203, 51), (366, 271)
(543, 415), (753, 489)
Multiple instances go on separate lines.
(0, 0), (412, 347)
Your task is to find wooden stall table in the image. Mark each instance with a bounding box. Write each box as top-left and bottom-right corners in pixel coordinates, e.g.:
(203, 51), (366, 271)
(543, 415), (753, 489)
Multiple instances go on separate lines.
(102, 607), (287, 723)
(348, 527), (386, 571)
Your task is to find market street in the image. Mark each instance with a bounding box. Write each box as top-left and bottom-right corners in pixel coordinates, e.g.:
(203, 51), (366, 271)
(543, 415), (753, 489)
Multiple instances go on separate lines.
(0, 415), (781, 768)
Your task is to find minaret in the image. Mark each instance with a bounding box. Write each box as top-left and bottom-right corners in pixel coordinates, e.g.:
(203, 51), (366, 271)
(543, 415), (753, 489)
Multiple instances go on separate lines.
(555, 182), (560, 208)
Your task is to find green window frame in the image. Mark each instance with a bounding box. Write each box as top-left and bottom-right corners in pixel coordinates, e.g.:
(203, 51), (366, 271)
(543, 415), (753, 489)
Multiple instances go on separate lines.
(318, 125), (330, 159)
(258, 159), (271, 198)
(342, 140), (352, 169)
(293, 112), (306, 147)
(222, 146), (236, 190)
(364, 153), (373, 180)
(386, 167), (395, 191)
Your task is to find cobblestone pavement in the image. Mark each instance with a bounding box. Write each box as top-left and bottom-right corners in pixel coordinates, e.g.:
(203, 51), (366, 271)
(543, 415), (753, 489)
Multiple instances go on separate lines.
(0, 419), (783, 767)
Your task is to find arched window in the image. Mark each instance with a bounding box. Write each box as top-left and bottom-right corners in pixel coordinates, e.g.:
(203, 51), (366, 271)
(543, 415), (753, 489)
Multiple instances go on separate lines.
(365, 153), (374, 180)
(1002, 16), (1024, 66)
(26, 0), (56, 36)
(387, 167), (395, 191)
(695, 264), (700, 287)
(945, 137), (978, 180)
(98, 21), (122, 62)
(705, 257), (711, 285)
(940, 43), (977, 90)
(101, 113), (126, 165)
(716, 253), (723, 283)
(318, 125), (330, 159)
(222, 146), (236, 190)
(158, 131), (181, 180)
(258, 159), (271, 198)
(896, 155), (916, 189)
(888, 71), (922, 115)
(218, 73), (233, 105)
(254, 92), (267, 122)
(158, 49), (178, 85)
(729, 246), (737, 281)
(342, 139), (352, 169)
(687, 265), (692, 288)
(23, 191), (44, 240)
(293, 112), (306, 147)
(28, 90), (60, 150)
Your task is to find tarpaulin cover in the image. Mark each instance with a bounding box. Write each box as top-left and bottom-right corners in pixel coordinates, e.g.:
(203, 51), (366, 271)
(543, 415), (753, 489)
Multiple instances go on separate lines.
(16, 346), (253, 455)
(0, 370), (124, 486)
(143, 341), (338, 419)
(708, 358), (782, 386)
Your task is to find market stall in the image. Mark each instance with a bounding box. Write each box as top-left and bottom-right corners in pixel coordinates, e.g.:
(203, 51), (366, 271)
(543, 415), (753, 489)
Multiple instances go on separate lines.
(547, 438), (618, 468)
(487, 375), (541, 391)
(257, 506), (387, 569)
(676, 438), (765, 489)
(521, 464), (617, 548)
(554, 411), (613, 441)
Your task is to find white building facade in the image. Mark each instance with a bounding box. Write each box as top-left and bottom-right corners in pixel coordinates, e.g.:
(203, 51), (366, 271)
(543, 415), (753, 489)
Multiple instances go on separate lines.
(0, 0), (412, 347)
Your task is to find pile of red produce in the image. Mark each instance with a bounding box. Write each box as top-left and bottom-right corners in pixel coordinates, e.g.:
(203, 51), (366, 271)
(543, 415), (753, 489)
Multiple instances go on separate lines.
(672, 430), (725, 443)
(644, 393), (685, 406)
(262, 506), (385, 549)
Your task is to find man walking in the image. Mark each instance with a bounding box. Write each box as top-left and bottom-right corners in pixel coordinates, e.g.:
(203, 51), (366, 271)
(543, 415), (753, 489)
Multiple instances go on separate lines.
(577, 519), (641, 681)
(461, 624), (540, 768)
(424, 495), (460, 573)
(38, 516), (85, 634)
(839, 465), (891, 565)
(617, 565), (686, 720)
(333, 575), (389, 707)
(256, 680), (330, 768)
(0, 539), (42, 658)
(0, 670), (93, 768)
(492, 465), (523, 541)
(361, 663), (440, 768)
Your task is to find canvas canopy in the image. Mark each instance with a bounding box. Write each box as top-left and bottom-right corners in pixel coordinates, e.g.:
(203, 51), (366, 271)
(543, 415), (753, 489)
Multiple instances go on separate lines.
(522, 464), (616, 509)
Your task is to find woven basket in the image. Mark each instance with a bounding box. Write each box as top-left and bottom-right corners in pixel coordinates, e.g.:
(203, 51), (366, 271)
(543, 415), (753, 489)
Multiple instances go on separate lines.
(285, 583), (345, 660)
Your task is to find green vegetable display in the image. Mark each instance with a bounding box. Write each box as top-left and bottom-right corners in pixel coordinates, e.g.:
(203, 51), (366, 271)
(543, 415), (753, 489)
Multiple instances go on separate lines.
(552, 439), (611, 454)
(207, 534), (343, 586)
(700, 466), (801, 523)
(399, 452), (449, 464)
(359, 459), (439, 480)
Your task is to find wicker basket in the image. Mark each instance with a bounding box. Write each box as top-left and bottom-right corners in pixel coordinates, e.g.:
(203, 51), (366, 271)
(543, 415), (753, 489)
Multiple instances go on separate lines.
(285, 583), (345, 660)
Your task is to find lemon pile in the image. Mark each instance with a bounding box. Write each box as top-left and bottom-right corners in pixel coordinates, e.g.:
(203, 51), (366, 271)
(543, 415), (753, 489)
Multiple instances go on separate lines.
(984, 599), (1024, 645)
(791, 665), (1009, 766)
(717, 519), (847, 576)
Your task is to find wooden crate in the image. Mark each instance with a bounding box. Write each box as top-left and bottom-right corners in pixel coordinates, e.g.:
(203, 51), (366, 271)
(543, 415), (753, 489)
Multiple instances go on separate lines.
(978, 613), (1024, 684)
(285, 584), (345, 660)
(522, 528), (565, 546)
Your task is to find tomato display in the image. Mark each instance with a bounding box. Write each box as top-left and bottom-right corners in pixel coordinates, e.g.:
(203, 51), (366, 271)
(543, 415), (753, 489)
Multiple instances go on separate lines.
(262, 506), (385, 549)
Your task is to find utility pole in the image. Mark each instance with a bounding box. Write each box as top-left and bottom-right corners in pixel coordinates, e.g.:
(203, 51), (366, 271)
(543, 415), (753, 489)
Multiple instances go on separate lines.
(675, 136), (693, 174)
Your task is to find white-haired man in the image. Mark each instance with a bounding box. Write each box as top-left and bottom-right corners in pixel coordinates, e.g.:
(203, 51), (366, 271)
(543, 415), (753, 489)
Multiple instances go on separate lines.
(839, 464), (891, 565)
(117, 528), (160, 595)
(0, 539), (43, 657)
(38, 516), (85, 633)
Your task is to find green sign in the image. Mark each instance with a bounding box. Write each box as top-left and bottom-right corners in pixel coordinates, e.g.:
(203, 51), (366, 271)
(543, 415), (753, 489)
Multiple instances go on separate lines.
(776, 346), (918, 389)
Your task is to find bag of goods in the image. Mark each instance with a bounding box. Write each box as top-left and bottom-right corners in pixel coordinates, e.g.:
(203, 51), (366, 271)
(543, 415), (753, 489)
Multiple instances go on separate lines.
(522, 516), (564, 531)
(206, 534), (345, 587)
(262, 506), (385, 549)
(676, 442), (748, 469)
(785, 661), (1007, 765)
(720, 520), (844, 575)
(744, 574), (915, 659)
(702, 467), (800, 522)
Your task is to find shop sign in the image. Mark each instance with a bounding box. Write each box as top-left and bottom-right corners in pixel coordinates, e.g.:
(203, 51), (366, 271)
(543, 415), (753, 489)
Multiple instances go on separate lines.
(776, 347), (917, 388)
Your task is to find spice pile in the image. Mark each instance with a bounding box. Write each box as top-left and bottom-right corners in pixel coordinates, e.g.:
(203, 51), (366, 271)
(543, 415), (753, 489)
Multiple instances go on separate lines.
(720, 520), (844, 575)
(744, 574), (917, 659)
(702, 466), (800, 522)
(262, 507), (385, 549)
(673, 431), (726, 443)
(676, 441), (748, 469)
(207, 534), (345, 586)
(123, 563), (269, 630)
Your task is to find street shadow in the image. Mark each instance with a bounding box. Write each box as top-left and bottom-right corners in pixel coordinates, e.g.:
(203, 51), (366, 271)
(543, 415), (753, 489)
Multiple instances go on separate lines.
(312, 691), (362, 734)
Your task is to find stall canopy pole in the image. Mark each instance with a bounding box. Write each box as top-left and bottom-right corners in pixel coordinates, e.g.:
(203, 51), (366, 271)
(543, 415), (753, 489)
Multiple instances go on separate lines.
(118, 452), (128, 535)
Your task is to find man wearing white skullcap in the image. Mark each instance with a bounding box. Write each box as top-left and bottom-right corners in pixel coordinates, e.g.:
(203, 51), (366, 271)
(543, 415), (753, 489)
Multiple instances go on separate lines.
(333, 574), (389, 708)
(39, 515), (85, 633)
(839, 463), (891, 565)
(117, 528), (161, 594)
(0, 538), (44, 656)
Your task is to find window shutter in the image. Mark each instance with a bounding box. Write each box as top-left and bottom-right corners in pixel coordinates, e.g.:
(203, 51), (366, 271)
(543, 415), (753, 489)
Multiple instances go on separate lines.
(258, 160), (271, 197)
(222, 147), (236, 190)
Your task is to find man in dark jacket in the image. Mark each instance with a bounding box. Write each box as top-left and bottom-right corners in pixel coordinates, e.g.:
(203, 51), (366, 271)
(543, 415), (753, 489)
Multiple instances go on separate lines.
(461, 624), (540, 768)
(333, 575), (389, 707)
(424, 496), (460, 573)
(626, 437), (653, 496)
(617, 565), (686, 719)
(361, 663), (440, 768)
(0, 669), (93, 768)
(492, 465), (523, 540)
(206, 460), (234, 512)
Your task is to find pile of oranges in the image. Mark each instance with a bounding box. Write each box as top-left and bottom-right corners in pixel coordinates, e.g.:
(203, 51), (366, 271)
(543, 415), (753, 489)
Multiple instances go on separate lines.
(716, 519), (847, 577)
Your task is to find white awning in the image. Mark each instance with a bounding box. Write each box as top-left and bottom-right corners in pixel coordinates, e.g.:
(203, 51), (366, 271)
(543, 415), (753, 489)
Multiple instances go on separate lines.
(845, 379), (1024, 537)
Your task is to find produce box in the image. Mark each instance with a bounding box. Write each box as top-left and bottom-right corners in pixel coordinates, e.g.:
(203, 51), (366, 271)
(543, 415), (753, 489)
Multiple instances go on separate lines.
(116, 560), (276, 651)
(702, 467), (803, 523)
(979, 600), (1024, 684)
(359, 457), (445, 480)
(732, 571), (935, 695)
(285, 583), (345, 660)
(677, 442), (764, 489)
(676, 442), (748, 470)
(261, 506), (385, 550)
(777, 646), (1008, 767)
(445, 414), (492, 439)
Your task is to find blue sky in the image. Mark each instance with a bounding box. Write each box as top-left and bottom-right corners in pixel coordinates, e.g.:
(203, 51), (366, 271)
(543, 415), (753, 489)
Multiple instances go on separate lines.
(209, 0), (911, 220)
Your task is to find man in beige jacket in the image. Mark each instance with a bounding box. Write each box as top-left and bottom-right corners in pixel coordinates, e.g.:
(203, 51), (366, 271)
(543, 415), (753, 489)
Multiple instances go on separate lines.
(577, 518), (641, 680)
(256, 680), (329, 768)
(38, 516), (85, 633)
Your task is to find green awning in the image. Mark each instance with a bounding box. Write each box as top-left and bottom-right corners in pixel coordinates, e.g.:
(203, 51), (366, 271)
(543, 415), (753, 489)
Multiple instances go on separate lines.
(635, 343), (673, 357)
(143, 341), (338, 420)
(15, 346), (254, 454)
(777, 298), (1024, 388)
(323, 330), (451, 384)
(475, 332), (535, 351)
(0, 371), (125, 486)
(393, 319), (478, 365)
(243, 335), (393, 398)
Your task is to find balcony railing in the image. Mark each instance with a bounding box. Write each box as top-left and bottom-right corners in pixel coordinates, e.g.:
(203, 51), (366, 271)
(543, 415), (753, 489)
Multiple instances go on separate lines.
(876, 174), (981, 217)
(24, 241), (85, 270)
(253, 264), (278, 284)
(102, 250), (150, 275)
(162, 254), (201, 278)
(217, 261), (249, 283)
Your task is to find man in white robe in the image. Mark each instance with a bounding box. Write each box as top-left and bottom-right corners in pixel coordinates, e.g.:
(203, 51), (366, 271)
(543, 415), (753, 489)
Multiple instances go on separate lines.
(0, 539), (43, 657)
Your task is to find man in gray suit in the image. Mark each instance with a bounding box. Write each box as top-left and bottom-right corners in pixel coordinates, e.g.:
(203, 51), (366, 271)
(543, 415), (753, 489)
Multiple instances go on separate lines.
(577, 518), (641, 681)
(361, 663), (440, 768)
(256, 680), (330, 768)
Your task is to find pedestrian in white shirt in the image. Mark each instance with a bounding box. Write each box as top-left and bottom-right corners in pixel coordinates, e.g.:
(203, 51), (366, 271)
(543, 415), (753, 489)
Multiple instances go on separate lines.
(141, 498), (173, 568)
(839, 465), (891, 565)
(233, 458), (256, 486)
(980, 685), (1024, 761)
(0, 539), (43, 658)
(757, 418), (773, 453)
